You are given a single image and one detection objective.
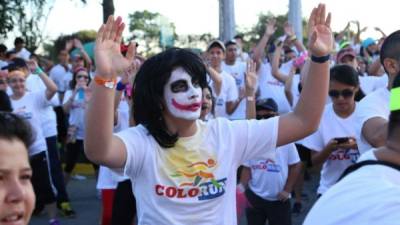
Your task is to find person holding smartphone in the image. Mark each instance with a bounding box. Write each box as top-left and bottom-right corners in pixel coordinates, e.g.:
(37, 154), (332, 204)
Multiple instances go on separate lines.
(303, 64), (361, 196)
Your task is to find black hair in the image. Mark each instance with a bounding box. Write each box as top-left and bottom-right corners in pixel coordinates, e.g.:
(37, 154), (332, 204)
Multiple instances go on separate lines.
(330, 64), (365, 101)
(388, 73), (400, 138)
(0, 112), (33, 149)
(234, 34), (244, 40)
(0, 91), (12, 112)
(5, 50), (16, 59)
(69, 67), (91, 90)
(380, 30), (400, 71)
(14, 37), (24, 45)
(0, 44), (7, 54)
(225, 40), (236, 48)
(7, 57), (28, 72)
(133, 48), (208, 148)
(203, 85), (215, 117)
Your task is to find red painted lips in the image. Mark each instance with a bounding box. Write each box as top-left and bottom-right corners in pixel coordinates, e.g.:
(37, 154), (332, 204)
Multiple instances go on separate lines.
(172, 99), (201, 112)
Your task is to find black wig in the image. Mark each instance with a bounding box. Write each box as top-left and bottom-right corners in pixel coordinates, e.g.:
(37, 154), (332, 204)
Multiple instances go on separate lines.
(132, 48), (208, 148)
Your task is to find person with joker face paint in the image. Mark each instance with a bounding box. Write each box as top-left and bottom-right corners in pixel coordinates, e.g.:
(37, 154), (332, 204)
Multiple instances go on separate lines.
(163, 67), (203, 120)
(85, 4), (333, 225)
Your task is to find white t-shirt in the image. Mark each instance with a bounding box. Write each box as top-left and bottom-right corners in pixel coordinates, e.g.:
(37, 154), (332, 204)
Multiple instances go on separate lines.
(63, 90), (87, 140)
(355, 87), (390, 154)
(11, 91), (48, 156)
(304, 148), (400, 225)
(26, 74), (59, 137)
(222, 61), (247, 120)
(210, 71), (238, 118)
(15, 48), (31, 61)
(359, 75), (388, 95)
(257, 62), (291, 114)
(303, 103), (360, 194)
(289, 74), (301, 110)
(49, 64), (72, 93)
(115, 117), (279, 225)
(243, 143), (300, 201)
(97, 100), (130, 190)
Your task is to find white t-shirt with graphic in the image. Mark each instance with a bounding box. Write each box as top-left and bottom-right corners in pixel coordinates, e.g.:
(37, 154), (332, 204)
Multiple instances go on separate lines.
(222, 61), (247, 120)
(210, 71), (238, 118)
(11, 91), (48, 156)
(257, 62), (291, 114)
(115, 117), (279, 225)
(304, 148), (400, 225)
(303, 103), (360, 194)
(355, 87), (390, 154)
(63, 90), (87, 140)
(243, 143), (300, 201)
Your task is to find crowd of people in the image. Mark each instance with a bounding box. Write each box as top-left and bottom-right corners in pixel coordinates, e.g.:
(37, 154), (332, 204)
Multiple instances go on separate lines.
(0, 3), (399, 225)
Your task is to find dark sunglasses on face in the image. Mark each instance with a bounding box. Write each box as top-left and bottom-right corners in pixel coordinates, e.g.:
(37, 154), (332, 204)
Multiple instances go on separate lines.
(256, 113), (277, 120)
(77, 75), (89, 80)
(9, 78), (25, 83)
(0, 79), (6, 84)
(328, 89), (354, 99)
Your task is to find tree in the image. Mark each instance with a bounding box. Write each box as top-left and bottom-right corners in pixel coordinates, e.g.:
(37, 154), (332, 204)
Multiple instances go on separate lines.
(128, 10), (177, 56)
(238, 12), (307, 52)
(0, 0), (49, 52)
(102, 0), (114, 23)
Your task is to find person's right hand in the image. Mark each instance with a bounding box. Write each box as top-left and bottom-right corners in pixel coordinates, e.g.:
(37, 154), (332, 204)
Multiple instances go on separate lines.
(307, 4), (333, 57)
(95, 16), (136, 79)
(325, 138), (339, 152)
(265, 18), (277, 37)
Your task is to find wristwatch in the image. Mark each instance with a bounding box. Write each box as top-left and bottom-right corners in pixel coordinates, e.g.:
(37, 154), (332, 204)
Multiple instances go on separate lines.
(94, 76), (116, 89)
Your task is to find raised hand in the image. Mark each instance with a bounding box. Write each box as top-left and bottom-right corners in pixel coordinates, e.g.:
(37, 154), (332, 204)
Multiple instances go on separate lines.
(265, 18), (277, 37)
(95, 16), (136, 79)
(284, 22), (295, 37)
(74, 38), (84, 50)
(307, 4), (333, 57)
(245, 60), (258, 96)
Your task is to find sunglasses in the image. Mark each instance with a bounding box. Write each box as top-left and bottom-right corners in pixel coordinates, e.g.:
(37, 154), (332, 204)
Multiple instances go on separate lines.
(328, 89), (354, 99)
(0, 79), (6, 85)
(9, 78), (25, 83)
(256, 113), (277, 120)
(77, 75), (89, 80)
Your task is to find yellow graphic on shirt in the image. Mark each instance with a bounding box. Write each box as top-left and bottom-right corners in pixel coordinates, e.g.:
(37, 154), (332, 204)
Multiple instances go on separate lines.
(171, 158), (221, 188)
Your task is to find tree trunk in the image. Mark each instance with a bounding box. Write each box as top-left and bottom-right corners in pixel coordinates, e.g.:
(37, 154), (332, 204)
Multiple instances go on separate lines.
(102, 0), (115, 23)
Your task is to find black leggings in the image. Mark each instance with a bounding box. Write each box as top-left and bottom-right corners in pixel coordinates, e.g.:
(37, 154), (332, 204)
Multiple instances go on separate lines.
(64, 140), (98, 174)
(46, 136), (70, 203)
(111, 179), (136, 225)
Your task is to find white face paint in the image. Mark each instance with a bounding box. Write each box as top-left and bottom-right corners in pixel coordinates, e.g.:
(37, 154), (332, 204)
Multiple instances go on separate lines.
(164, 67), (202, 120)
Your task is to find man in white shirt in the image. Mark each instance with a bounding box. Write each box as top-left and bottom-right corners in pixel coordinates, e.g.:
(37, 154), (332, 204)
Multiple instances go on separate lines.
(206, 40), (239, 118)
(222, 40), (247, 120)
(13, 37), (31, 61)
(356, 30), (400, 154)
(239, 99), (301, 225)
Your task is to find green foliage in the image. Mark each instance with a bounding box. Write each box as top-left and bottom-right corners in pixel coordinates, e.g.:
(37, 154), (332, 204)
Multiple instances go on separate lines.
(238, 12), (307, 52)
(128, 10), (177, 55)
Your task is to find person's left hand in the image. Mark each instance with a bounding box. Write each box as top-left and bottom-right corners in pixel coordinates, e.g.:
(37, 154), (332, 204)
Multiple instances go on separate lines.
(337, 137), (358, 150)
(277, 190), (290, 202)
(307, 4), (333, 57)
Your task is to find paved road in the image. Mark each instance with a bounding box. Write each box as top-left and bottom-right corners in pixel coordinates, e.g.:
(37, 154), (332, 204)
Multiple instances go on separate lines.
(30, 172), (319, 225)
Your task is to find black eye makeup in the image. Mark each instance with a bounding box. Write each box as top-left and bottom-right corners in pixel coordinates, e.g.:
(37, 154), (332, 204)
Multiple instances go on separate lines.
(171, 80), (189, 93)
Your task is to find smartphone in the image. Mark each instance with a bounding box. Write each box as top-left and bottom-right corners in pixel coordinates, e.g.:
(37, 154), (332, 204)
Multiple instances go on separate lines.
(335, 137), (350, 144)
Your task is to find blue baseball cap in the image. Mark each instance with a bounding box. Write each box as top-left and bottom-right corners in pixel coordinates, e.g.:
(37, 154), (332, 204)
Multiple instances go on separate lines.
(362, 38), (376, 49)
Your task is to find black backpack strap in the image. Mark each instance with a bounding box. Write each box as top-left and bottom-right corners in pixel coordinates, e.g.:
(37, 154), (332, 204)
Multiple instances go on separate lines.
(338, 160), (400, 182)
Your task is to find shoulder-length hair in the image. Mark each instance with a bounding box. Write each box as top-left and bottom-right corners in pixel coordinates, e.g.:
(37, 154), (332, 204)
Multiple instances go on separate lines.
(132, 48), (208, 148)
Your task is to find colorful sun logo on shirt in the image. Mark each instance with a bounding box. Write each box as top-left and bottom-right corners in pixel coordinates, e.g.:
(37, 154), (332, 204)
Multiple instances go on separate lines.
(171, 158), (221, 188)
